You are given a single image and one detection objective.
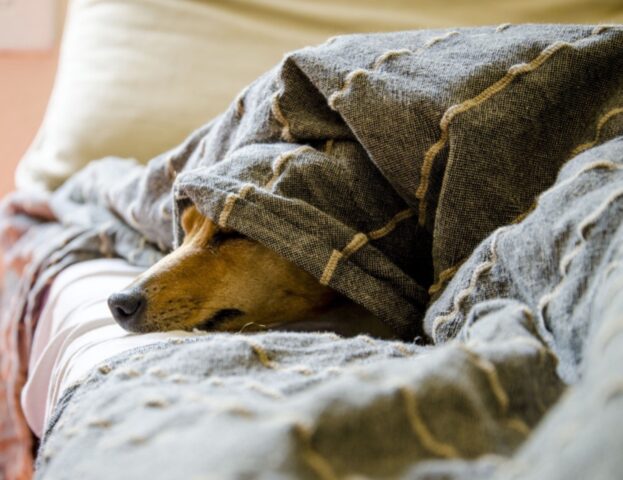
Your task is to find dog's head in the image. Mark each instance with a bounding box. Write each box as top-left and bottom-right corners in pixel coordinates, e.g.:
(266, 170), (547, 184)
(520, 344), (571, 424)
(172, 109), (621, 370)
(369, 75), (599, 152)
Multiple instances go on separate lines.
(108, 205), (336, 333)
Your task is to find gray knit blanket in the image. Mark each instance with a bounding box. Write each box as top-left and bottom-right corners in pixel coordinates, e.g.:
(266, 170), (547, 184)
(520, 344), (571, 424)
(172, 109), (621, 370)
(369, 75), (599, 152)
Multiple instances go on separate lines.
(6, 24), (623, 479)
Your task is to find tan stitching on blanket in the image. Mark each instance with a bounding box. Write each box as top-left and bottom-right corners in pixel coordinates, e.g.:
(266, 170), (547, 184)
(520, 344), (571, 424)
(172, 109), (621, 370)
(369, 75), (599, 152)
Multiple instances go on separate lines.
(373, 31), (458, 70)
(319, 209), (414, 285)
(166, 155), (178, 180)
(372, 49), (412, 70)
(342, 233), (369, 256)
(287, 365), (314, 375)
(592, 24), (620, 35)
(596, 273), (623, 349)
(459, 346), (509, 413)
(87, 417), (112, 429)
(330, 31), (459, 110)
(460, 348), (534, 434)
(392, 342), (414, 356)
(147, 367), (168, 378)
(145, 397), (169, 408)
(368, 209), (415, 239)
(130, 353), (145, 362)
(116, 368), (141, 379)
(560, 187), (623, 275)
(505, 418), (531, 436)
(604, 380), (623, 403)
(569, 107), (623, 158)
(246, 340), (278, 369)
(266, 146), (315, 189)
(416, 39), (587, 226)
(98, 364), (112, 374)
(293, 423), (339, 480)
(538, 160), (620, 206)
(536, 282), (564, 342)
(271, 91), (296, 142)
(495, 23), (512, 33)
(598, 314), (623, 351)
(226, 405), (255, 418)
(424, 30), (459, 48)
(320, 250), (343, 285)
(428, 264), (462, 296)
(128, 205), (142, 230)
(323, 139), (335, 155)
(64, 426), (80, 438)
(218, 183), (254, 228)
(234, 88), (247, 119)
(431, 227), (508, 342)
(160, 201), (172, 221)
(245, 380), (284, 398)
(538, 187), (623, 328)
(170, 373), (188, 384)
(236, 96), (245, 118)
(328, 68), (367, 109)
(98, 225), (113, 257)
(559, 244), (582, 276)
(127, 435), (148, 445)
(359, 334), (377, 345)
(603, 258), (622, 279)
(198, 138), (208, 159)
(399, 386), (460, 458)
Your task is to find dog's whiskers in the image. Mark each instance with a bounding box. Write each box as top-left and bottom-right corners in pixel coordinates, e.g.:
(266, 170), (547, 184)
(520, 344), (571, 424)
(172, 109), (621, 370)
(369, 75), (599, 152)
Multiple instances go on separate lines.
(238, 322), (268, 334)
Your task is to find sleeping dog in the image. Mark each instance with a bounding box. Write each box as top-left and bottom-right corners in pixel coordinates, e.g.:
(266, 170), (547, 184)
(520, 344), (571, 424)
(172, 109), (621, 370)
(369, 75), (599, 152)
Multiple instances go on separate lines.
(108, 205), (393, 337)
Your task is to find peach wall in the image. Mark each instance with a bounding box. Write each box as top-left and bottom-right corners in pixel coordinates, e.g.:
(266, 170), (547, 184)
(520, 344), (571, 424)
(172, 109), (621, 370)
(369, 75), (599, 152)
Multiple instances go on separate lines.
(0, 51), (58, 281)
(0, 50), (58, 199)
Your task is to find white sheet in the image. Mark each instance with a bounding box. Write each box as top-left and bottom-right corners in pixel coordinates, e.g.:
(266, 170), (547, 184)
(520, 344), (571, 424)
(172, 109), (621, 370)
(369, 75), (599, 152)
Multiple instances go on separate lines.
(21, 259), (205, 437)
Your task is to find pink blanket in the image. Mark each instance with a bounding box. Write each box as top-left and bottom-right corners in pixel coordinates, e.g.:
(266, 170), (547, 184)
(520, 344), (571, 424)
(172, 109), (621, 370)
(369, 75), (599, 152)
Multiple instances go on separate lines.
(1, 191), (65, 480)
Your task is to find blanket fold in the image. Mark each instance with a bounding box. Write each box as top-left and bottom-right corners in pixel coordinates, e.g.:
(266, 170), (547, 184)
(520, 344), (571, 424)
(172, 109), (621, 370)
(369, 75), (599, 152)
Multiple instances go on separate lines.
(36, 24), (623, 339)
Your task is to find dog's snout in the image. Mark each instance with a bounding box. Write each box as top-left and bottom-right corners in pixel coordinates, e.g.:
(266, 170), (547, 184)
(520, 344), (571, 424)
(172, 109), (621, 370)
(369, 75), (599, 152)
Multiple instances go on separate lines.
(108, 289), (146, 329)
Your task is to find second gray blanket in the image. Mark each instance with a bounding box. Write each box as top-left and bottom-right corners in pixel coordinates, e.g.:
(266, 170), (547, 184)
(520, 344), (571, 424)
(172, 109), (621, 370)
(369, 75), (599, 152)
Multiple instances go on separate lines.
(35, 134), (623, 480)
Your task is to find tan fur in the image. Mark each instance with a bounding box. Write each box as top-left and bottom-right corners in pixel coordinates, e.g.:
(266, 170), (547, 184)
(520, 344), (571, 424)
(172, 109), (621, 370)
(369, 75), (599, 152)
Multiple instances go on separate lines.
(119, 205), (338, 333)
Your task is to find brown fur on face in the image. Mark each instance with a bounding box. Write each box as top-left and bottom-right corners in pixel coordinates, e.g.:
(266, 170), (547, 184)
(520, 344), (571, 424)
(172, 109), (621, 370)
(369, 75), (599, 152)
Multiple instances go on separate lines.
(110, 205), (338, 333)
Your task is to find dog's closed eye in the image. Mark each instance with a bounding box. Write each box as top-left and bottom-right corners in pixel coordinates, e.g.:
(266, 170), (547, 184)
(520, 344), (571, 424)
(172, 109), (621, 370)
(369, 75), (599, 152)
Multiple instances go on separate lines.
(210, 230), (245, 247)
(196, 308), (244, 331)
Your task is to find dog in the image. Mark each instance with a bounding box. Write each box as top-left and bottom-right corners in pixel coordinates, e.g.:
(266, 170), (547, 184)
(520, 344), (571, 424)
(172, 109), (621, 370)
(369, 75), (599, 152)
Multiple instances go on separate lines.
(108, 205), (394, 337)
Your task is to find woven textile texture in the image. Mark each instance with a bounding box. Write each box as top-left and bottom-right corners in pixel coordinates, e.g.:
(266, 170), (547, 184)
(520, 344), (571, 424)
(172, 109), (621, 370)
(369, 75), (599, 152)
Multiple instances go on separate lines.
(1, 24), (622, 479)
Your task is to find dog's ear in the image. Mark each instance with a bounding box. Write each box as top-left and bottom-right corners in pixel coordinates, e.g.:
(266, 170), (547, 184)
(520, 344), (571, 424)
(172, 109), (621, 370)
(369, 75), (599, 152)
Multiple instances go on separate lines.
(180, 205), (202, 235)
(180, 205), (219, 247)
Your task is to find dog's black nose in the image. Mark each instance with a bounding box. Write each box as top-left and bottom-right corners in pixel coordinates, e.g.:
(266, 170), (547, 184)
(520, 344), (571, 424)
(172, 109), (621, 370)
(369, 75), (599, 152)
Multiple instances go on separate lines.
(108, 289), (146, 328)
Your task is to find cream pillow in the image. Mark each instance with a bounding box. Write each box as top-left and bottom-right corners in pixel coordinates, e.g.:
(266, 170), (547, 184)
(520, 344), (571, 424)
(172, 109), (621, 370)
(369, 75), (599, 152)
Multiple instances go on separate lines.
(16, 0), (623, 191)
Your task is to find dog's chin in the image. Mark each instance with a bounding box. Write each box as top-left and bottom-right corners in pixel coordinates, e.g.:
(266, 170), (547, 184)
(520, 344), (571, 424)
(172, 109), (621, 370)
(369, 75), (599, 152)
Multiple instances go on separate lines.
(112, 311), (184, 334)
(113, 318), (158, 334)
(114, 308), (247, 334)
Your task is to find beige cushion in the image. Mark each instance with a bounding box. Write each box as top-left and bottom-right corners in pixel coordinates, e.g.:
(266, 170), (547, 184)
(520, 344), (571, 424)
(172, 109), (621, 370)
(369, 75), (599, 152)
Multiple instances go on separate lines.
(16, 0), (623, 191)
